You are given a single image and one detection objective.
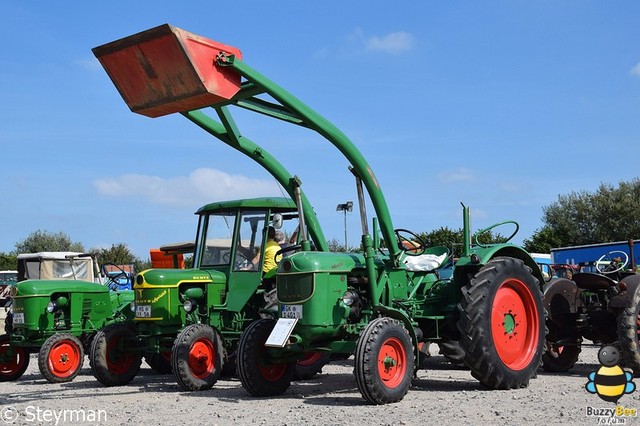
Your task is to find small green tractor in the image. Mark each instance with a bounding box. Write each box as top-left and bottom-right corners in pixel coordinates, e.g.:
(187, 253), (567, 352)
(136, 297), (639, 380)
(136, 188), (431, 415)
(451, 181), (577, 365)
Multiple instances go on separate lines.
(0, 252), (133, 383)
(89, 197), (330, 390)
(93, 24), (546, 404)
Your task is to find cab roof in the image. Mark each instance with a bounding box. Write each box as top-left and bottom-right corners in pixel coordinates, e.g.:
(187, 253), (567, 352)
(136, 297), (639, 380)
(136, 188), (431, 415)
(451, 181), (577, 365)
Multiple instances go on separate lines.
(196, 197), (296, 214)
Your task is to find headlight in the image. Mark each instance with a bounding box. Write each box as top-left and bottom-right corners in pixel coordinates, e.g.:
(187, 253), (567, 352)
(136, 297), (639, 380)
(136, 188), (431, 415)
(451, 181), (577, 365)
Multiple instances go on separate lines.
(47, 301), (57, 313)
(342, 290), (359, 307)
(183, 299), (196, 313)
(130, 301), (136, 312)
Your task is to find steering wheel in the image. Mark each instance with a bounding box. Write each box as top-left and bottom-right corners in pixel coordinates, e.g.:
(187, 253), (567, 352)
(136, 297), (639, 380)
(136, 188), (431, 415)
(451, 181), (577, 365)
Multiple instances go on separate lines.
(596, 250), (629, 274)
(234, 251), (254, 270)
(275, 244), (302, 262)
(394, 229), (426, 256)
(102, 263), (130, 290)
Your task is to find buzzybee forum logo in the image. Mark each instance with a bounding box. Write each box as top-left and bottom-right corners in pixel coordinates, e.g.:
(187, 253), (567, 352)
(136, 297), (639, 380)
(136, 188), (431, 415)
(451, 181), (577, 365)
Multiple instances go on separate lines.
(585, 346), (635, 403)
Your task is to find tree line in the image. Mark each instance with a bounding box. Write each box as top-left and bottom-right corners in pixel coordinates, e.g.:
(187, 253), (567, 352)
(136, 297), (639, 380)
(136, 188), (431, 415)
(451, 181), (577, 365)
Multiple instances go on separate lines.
(1, 178), (638, 269)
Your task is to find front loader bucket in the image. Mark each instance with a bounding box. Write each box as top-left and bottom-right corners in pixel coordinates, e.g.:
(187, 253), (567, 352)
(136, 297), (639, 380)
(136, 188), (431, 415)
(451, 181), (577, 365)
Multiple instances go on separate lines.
(92, 24), (243, 118)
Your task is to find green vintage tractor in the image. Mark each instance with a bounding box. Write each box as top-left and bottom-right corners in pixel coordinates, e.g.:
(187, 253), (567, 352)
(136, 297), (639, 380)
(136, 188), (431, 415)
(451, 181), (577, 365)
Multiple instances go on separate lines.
(0, 252), (133, 383)
(89, 197), (329, 390)
(92, 24), (546, 404)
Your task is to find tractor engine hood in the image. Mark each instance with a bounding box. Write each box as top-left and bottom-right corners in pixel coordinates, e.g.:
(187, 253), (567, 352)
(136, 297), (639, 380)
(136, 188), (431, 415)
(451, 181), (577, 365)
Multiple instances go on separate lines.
(136, 268), (225, 287)
(13, 280), (107, 297)
(278, 252), (365, 274)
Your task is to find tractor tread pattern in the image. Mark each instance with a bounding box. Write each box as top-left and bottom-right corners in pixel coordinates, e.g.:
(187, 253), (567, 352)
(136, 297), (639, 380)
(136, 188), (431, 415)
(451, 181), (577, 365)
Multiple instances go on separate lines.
(354, 317), (414, 405)
(38, 333), (84, 383)
(457, 256), (544, 389)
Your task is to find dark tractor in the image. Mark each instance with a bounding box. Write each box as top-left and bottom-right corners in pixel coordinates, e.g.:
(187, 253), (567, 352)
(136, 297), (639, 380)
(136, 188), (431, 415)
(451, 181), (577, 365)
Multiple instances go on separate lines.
(543, 250), (640, 373)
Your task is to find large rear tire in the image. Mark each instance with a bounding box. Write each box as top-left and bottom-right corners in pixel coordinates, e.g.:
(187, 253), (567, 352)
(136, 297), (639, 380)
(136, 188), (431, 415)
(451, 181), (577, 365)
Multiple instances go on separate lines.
(172, 324), (223, 391)
(294, 352), (330, 380)
(354, 317), (414, 405)
(145, 352), (172, 375)
(237, 319), (295, 396)
(438, 340), (465, 366)
(0, 334), (29, 381)
(458, 257), (544, 389)
(541, 343), (581, 372)
(617, 285), (640, 375)
(38, 333), (84, 383)
(90, 324), (142, 386)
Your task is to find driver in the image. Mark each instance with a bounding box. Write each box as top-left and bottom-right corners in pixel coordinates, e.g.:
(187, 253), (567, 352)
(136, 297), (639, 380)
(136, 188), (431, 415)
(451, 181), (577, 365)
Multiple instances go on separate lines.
(251, 226), (282, 274)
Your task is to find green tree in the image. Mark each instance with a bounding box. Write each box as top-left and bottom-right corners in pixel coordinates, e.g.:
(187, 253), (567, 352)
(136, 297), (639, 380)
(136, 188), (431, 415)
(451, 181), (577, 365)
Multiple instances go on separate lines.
(0, 252), (18, 270)
(417, 226), (506, 258)
(92, 243), (137, 266)
(525, 179), (640, 250)
(15, 230), (84, 254)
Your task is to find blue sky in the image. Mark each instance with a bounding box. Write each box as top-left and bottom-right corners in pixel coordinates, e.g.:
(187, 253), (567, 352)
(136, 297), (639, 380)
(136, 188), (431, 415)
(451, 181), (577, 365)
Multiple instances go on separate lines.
(1, 2), (639, 259)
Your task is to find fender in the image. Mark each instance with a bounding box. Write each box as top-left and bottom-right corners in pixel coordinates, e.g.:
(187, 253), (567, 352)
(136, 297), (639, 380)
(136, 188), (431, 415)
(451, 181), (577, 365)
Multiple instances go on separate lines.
(609, 274), (640, 309)
(543, 278), (580, 321)
(373, 305), (420, 363)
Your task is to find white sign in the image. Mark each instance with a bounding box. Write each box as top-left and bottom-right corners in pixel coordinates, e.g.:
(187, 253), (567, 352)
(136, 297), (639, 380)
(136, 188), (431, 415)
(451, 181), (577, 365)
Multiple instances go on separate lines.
(265, 318), (298, 347)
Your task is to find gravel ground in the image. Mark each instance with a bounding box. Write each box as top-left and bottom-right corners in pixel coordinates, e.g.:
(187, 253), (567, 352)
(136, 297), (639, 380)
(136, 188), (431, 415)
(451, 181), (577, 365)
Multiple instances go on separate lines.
(2, 343), (639, 426)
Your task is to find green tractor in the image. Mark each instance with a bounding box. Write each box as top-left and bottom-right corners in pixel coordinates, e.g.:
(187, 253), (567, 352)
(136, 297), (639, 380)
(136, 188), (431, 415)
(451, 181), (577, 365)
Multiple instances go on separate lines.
(89, 197), (330, 390)
(0, 252), (133, 383)
(93, 24), (546, 404)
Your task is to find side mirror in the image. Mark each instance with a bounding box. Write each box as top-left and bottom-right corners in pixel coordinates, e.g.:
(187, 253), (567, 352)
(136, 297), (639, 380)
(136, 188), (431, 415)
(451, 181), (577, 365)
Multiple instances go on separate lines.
(272, 213), (283, 230)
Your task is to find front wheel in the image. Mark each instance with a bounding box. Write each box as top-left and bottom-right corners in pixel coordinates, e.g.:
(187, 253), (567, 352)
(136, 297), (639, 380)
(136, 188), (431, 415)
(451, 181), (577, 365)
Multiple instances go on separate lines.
(90, 324), (142, 386)
(237, 319), (295, 396)
(354, 317), (415, 405)
(172, 324), (223, 391)
(617, 284), (640, 375)
(0, 334), (29, 381)
(38, 333), (84, 383)
(458, 257), (544, 389)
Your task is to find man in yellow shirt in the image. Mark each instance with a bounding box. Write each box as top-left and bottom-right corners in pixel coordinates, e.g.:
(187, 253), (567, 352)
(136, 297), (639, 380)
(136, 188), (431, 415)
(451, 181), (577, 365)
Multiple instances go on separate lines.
(252, 226), (282, 274)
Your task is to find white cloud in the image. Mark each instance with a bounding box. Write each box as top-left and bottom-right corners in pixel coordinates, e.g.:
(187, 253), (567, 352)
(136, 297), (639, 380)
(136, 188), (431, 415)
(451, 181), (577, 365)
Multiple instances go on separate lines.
(438, 168), (475, 183)
(93, 168), (281, 207)
(345, 28), (414, 55)
(365, 31), (414, 53)
(631, 62), (640, 77)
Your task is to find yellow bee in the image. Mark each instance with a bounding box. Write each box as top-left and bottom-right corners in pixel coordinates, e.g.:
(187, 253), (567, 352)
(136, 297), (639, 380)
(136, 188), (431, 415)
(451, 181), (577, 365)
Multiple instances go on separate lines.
(585, 346), (635, 403)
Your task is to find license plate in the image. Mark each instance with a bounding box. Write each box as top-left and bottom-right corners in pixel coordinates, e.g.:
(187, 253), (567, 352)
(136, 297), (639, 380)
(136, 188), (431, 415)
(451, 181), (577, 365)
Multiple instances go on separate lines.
(12, 313), (24, 324)
(281, 304), (302, 319)
(135, 305), (151, 318)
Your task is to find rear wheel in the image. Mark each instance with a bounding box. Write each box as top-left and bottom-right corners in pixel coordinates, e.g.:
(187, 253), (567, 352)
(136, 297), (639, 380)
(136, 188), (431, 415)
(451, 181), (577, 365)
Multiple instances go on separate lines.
(542, 343), (581, 372)
(438, 340), (465, 366)
(458, 257), (544, 389)
(617, 285), (640, 375)
(172, 324), (223, 391)
(145, 352), (172, 374)
(38, 333), (84, 383)
(294, 352), (330, 380)
(354, 317), (414, 405)
(90, 324), (141, 386)
(0, 334), (29, 381)
(237, 319), (295, 396)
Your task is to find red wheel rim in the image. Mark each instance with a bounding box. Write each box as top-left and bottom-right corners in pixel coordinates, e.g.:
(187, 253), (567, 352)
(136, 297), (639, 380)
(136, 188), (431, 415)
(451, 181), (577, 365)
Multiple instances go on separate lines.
(258, 348), (286, 381)
(48, 340), (81, 378)
(298, 352), (322, 367)
(491, 278), (539, 370)
(106, 335), (135, 374)
(188, 338), (215, 379)
(377, 337), (407, 388)
(0, 340), (27, 377)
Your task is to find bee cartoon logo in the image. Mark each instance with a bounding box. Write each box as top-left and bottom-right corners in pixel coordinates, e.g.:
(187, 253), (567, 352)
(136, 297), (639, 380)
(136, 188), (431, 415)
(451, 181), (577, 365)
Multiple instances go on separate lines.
(585, 346), (635, 403)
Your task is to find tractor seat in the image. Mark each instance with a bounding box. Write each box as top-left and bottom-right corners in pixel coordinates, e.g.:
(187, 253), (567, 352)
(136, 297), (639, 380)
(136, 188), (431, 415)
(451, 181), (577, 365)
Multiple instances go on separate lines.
(572, 272), (617, 290)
